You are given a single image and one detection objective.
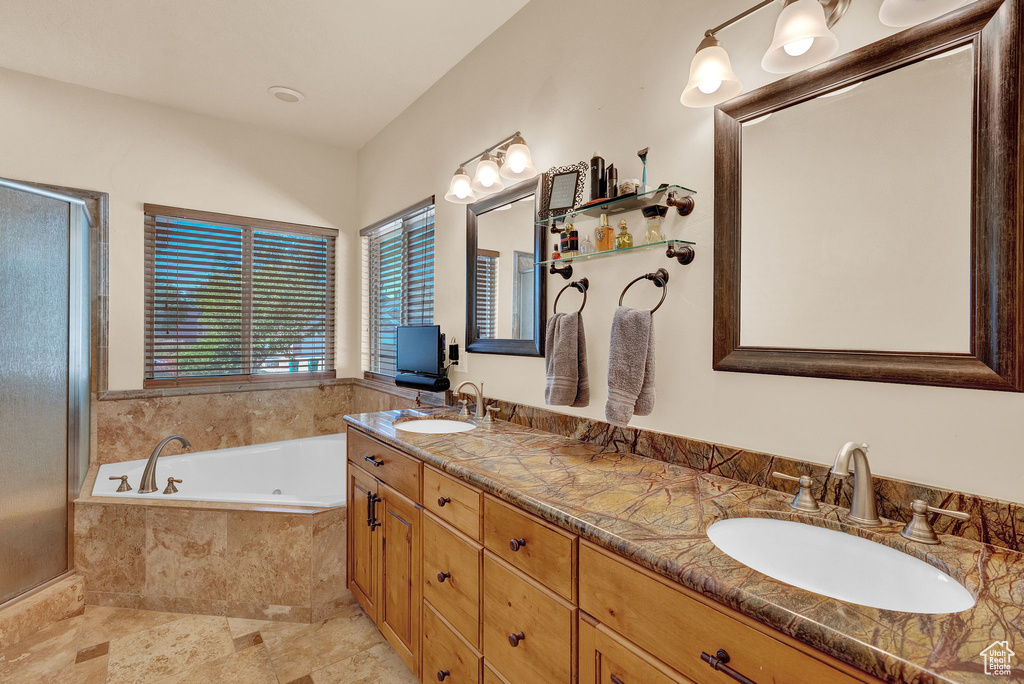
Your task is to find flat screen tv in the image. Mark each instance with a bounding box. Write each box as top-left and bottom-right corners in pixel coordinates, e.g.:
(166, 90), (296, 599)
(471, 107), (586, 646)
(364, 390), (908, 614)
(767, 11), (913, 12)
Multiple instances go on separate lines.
(396, 325), (444, 377)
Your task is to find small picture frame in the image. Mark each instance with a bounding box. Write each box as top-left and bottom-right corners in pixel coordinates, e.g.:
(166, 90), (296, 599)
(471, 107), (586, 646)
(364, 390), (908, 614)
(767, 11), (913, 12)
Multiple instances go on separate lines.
(540, 162), (587, 221)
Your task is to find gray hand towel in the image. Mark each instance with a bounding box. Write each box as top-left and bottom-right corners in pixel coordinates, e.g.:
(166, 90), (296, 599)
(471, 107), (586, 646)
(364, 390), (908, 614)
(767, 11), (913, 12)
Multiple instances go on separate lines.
(605, 306), (655, 426)
(545, 312), (590, 407)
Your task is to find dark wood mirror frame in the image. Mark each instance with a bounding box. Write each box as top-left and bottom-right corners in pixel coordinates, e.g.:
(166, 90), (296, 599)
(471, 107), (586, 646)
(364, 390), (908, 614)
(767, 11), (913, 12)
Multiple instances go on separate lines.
(465, 177), (546, 357)
(714, 0), (1024, 391)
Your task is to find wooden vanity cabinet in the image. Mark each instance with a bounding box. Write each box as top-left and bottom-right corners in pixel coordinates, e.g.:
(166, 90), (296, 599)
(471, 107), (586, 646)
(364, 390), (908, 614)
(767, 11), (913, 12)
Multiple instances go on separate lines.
(346, 463), (379, 622)
(378, 483), (423, 676)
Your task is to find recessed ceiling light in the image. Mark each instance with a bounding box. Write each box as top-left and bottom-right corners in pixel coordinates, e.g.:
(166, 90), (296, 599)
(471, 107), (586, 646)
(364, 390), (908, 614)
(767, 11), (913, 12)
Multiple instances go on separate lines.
(268, 86), (305, 103)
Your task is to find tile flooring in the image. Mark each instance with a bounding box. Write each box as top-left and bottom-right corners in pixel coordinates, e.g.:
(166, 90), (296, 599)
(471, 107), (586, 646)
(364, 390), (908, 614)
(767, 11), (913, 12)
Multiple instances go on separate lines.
(0, 603), (419, 683)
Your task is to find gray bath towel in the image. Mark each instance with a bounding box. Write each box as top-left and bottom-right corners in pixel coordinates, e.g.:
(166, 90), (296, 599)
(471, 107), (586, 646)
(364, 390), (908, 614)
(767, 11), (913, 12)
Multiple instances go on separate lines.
(545, 312), (590, 407)
(605, 306), (655, 426)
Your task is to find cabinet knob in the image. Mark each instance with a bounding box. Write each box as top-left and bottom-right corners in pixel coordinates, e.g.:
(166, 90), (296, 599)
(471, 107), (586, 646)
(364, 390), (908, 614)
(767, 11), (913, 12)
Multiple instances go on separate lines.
(364, 455), (385, 467)
(507, 631), (525, 647)
(508, 538), (527, 552)
(437, 571), (451, 583)
(436, 669), (450, 681)
(437, 496), (451, 507)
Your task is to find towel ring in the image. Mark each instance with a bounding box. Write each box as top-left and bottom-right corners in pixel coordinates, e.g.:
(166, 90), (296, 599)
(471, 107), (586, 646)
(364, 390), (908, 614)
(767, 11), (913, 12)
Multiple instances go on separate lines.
(618, 268), (670, 313)
(554, 278), (589, 313)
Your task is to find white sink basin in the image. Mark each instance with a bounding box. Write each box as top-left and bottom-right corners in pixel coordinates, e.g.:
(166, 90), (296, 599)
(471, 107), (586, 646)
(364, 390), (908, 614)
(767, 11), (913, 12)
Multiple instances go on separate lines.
(706, 518), (975, 614)
(394, 419), (477, 434)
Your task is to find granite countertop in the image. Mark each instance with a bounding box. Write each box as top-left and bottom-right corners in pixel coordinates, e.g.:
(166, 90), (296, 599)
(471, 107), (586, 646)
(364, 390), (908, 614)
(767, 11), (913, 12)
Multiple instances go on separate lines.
(343, 409), (1024, 683)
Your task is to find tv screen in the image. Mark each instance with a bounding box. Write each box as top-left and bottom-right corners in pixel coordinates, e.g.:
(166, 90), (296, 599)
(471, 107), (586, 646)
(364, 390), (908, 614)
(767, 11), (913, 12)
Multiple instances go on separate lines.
(396, 325), (443, 376)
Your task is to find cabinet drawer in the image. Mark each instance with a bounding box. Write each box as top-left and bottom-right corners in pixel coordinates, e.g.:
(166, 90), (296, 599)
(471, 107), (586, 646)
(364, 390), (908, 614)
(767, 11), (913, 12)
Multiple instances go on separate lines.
(423, 602), (482, 684)
(348, 428), (421, 501)
(579, 542), (872, 684)
(482, 495), (576, 601)
(482, 553), (576, 684)
(423, 513), (482, 648)
(424, 466), (482, 540)
(579, 613), (692, 684)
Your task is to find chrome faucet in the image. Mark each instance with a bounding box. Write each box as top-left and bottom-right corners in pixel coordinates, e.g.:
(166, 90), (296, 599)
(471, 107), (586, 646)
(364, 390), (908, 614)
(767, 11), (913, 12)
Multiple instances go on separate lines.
(831, 442), (881, 526)
(454, 381), (485, 420)
(139, 435), (191, 493)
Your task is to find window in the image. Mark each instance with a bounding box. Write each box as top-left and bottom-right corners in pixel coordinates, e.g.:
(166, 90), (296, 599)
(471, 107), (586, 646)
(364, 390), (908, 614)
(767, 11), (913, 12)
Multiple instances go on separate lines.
(362, 198), (435, 376)
(475, 250), (499, 339)
(144, 204), (336, 387)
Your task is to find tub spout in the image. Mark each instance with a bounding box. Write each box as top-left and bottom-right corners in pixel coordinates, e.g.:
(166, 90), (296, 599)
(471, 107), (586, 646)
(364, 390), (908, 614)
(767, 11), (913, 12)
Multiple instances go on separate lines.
(139, 435), (191, 493)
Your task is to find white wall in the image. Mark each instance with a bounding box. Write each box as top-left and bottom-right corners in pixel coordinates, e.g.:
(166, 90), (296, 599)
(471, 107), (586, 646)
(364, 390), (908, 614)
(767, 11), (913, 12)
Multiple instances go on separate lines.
(356, 0), (1024, 504)
(0, 67), (360, 390)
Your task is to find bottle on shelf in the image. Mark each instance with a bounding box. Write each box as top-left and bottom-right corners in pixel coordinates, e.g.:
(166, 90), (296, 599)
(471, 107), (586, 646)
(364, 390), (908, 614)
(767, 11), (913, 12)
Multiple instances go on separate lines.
(563, 223), (579, 258)
(579, 235), (594, 255)
(615, 219), (634, 250)
(590, 153), (605, 200)
(642, 206), (665, 244)
(595, 213), (615, 252)
(559, 228), (569, 255)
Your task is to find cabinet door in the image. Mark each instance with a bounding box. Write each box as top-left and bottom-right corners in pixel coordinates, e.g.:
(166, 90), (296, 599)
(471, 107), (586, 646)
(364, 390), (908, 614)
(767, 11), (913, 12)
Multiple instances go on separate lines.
(579, 614), (692, 684)
(347, 464), (380, 622)
(379, 483), (423, 678)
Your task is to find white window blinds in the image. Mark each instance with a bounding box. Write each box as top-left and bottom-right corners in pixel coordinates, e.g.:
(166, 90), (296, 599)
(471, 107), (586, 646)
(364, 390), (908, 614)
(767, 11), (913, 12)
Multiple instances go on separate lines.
(475, 250), (499, 339)
(362, 199), (435, 376)
(144, 205), (336, 387)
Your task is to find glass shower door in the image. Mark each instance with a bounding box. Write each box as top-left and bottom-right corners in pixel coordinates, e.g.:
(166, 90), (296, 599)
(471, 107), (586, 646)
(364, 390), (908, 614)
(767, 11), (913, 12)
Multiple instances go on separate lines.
(0, 184), (74, 603)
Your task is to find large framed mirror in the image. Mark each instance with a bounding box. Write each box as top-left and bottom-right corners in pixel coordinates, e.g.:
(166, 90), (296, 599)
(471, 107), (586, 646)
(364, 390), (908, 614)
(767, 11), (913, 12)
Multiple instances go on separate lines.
(466, 177), (545, 356)
(714, 0), (1024, 391)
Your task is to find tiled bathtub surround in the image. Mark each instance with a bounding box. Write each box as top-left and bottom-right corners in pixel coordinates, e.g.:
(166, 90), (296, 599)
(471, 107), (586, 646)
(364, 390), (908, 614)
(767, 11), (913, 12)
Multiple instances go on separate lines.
(93, 378), (418, 465)
(485, 399), (1024, 553)
(73, 500), (349, 622)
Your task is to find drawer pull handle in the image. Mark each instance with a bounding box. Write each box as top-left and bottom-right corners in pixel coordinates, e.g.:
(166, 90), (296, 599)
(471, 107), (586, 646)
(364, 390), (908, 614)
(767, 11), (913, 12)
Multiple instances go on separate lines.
(610, 676), (625, 684)
(436, 669), (450, 681)
(700, 649), (757, 684)
(509, 538), (527, 552)
(437, 571), (451, 583)
(508, 631), (525, 647)
(438, 496), (451, 507)
(364, 455), (385, 467)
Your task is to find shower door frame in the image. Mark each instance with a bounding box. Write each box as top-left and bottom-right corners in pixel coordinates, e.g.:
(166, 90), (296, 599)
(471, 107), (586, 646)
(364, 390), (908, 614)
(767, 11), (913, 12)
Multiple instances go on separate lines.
(0, 177), (107, 604)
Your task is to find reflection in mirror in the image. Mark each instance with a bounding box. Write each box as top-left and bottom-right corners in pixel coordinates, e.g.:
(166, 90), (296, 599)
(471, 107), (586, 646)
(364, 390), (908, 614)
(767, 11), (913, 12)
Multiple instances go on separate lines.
(739, 44), (973, 353)
(473, 195), (537, 340)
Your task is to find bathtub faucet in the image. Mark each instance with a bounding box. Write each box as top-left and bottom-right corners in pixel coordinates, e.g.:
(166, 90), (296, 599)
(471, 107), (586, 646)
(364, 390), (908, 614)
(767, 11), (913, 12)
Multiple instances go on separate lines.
(139, 435), (191, 493)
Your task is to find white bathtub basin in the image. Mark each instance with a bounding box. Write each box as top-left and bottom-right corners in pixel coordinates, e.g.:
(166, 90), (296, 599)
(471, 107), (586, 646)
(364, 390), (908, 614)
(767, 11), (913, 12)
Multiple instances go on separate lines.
(93, 433), (346, 507)
(706, 518), (975, 614)
(394, 419), (476, 434)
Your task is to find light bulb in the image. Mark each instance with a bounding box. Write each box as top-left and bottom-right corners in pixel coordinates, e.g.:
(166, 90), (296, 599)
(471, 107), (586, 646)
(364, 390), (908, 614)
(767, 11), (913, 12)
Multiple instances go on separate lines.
(698, 79), (723, 95)
(784, 37), (814, 56)
(471, 153), (504, 195)
(455, 180), (471, 199)
(499, 135), (538, 181)
(680, 35), (743, 108)
(444, 167), (477, 204)
(508, 156), (526, 174)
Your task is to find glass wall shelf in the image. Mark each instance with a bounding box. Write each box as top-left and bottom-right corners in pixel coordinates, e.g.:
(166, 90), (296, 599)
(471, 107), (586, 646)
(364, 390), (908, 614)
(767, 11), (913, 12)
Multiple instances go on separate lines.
(535, 238), (696, 267)
(536, 184), (696, 227)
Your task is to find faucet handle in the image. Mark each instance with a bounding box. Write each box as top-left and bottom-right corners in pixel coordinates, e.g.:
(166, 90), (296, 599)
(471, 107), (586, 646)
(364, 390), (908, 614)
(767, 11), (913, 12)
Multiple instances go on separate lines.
(900, 499), (969, 545)
(109, 475), (132, 492)
(485, 405), (501, 423)
(457, 398), (469, 417)
(771, 472), (820, 513)
(163, 477), (182, 495)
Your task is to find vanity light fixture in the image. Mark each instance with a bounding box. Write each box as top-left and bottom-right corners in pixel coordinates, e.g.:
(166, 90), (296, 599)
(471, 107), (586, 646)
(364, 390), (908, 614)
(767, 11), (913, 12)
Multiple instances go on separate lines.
(878, 0), (971, 27)
(444, 132), (538, 204)
(681, 0), (850, 108)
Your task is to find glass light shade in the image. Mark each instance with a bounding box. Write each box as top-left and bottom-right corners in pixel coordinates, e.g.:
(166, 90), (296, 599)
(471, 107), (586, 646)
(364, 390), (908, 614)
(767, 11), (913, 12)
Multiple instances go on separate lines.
(470, 154), (504, 195)
(762, 0), (839, 74)
(680, 37), (743, 108)
(878, 0), (970, 27)
(444, 167), (476, 204)
(499, 136), (538, 181)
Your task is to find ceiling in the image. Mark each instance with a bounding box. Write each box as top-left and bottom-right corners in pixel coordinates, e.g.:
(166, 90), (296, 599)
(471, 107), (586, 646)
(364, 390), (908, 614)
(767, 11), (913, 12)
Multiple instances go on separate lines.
(0, 0), (529, 149)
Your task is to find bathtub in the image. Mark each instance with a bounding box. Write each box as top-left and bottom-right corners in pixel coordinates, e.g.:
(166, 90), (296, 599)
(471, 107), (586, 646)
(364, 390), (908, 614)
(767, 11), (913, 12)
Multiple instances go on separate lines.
(92, 433), (347, 507)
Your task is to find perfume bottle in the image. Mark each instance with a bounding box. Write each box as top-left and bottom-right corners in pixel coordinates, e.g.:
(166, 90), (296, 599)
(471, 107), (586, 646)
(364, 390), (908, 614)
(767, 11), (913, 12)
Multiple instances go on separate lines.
(579, 236), (595, 254)
(615, 219), (633, 250)
(595, 214), (615, 252)
(563, 223), (579, 258)
(644, 216), (664, 244)
(559, 229), (569, 255)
